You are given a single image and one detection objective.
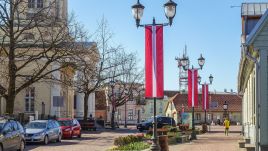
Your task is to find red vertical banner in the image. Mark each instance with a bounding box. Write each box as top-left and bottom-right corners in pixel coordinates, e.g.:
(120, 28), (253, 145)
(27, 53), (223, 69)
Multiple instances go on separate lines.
(188, 69), (198, 107)
(202, 84), (209, 110)
(145, 25), (164, 99)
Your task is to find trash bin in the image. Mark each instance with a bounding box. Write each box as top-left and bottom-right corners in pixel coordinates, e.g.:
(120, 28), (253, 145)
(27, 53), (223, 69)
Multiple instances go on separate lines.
(158, 135), (168, 151)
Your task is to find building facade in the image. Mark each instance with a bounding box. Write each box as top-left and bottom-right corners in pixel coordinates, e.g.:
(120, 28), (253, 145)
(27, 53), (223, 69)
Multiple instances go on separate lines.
(0, 0), (77, 118)
(238, 3), (268, 151)
(165, 92), (242, 125)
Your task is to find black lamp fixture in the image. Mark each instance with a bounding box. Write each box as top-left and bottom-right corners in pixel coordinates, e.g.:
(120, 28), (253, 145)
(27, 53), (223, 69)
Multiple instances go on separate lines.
(164, 0), (177, 26)
(132, 0), (177, 27)
(223, 101), (228, 110)
(209, 74), (214, 84)
(131, 0), (145, 27)
(198, 54), (205, 69)
(198, 75), (202, 84)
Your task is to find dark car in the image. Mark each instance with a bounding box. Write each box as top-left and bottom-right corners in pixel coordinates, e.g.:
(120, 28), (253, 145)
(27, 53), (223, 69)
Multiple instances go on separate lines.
(0, 117), (25, 151)
(137, 116), (176, 132)
(57, 118), (81, 139)
(25, 120), (62, 145)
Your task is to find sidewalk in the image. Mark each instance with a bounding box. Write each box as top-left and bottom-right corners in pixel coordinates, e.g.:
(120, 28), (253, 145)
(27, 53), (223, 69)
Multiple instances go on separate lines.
(169, 125), (243, 151)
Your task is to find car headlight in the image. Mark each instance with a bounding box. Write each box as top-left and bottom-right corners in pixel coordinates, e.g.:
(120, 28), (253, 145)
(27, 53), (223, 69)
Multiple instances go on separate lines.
(64, 128), (71, 132)
(34, 132), (45, 136)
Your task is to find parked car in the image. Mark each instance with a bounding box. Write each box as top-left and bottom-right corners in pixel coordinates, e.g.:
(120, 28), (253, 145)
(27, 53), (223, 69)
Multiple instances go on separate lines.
(57, 118), (81, 139)
(136, 116), (176, 132)
(0, 117), (25, 151)
(25, 120), (62, 145)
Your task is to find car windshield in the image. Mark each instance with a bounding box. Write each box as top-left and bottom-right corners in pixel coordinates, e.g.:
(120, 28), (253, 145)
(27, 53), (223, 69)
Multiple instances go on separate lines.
(26, 122), (47, 129)
(58, 120), (72, 126)
(146, 118), (153, 123)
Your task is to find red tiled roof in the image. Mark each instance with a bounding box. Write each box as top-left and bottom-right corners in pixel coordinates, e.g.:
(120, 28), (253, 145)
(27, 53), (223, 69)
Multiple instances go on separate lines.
(170, 93), (242, 112)
(164, 90), (179, 98)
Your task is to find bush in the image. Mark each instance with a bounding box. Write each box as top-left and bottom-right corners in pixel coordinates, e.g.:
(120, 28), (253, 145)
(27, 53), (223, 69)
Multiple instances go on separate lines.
(179, 124), (189, 131)
(110, 142), (150, 151)
(114, 135), (142, 146)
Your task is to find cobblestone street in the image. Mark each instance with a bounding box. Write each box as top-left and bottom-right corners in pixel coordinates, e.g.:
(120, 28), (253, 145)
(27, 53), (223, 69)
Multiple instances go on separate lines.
(169, 125), (242, 151)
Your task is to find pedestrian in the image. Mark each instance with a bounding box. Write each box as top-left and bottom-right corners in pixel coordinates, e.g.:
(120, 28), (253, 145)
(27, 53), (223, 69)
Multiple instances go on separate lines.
(223, 118), (230, 136)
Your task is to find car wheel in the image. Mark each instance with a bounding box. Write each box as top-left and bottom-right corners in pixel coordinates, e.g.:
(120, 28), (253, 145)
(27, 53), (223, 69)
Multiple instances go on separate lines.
(17, 140), (25, 151)
(57, 134), (62, 142)
(78, 132), (81, 138)
(43, 135), (49, 145)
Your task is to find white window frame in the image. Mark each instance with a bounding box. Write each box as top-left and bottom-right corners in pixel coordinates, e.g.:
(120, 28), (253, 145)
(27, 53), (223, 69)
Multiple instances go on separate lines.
(25, 87), (35, 112)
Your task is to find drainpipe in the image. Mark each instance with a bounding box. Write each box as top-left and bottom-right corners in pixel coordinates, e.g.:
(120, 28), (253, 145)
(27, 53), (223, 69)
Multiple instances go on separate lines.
(243, 44), (260, 151)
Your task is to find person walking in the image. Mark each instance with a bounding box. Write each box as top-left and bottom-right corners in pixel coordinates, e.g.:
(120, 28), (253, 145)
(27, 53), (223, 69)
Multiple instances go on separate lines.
(223, 118), (230, 136)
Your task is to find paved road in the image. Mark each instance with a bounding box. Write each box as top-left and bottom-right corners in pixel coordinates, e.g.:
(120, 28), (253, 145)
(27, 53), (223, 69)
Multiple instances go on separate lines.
(25, 127), (139, 151)
(169, 125), (243, 151)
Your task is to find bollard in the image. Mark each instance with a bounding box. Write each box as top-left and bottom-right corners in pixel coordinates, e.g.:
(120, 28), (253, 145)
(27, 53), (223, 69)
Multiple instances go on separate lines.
(158, 135), (169, 151)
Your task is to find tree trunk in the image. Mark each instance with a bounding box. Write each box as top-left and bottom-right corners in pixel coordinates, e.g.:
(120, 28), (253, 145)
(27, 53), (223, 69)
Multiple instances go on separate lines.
(111, 106), (115, 129)
(6, 3), (16, 115)
(6, 95), (15, 115)
(83, 93), (89, 121)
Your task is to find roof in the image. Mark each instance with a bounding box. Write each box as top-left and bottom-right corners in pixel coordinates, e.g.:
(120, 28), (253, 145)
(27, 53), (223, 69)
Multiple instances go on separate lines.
(242, 3), (268, 16)
(246, 9), (268, 45)
(169, 93), (242, 112)
(164, 90), (179, 98)
(95, 90), (107, 110)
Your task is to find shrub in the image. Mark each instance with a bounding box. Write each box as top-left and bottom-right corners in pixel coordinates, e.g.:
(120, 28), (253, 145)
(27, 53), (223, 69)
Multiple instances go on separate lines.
(114, 135), (142, 146)
(110, 142), (150, 151)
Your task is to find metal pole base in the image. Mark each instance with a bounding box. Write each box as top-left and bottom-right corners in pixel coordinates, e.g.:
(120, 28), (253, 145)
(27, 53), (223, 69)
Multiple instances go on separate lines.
(191, 131), (197, 140)
(150, 139), (160, 151)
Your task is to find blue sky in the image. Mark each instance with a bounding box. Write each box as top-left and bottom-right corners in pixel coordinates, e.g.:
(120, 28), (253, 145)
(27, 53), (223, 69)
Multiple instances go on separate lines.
(68, 0), (267, 92)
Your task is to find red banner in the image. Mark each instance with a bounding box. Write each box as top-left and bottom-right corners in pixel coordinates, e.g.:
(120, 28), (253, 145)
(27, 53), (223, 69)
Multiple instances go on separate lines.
(202, 84), (209, 110)
(145, 25), (164, 99)
(188, 69), (198, 107)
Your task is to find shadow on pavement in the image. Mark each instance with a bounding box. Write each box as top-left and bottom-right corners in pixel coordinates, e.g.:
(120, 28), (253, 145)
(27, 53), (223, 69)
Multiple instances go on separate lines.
(25, 141), (80, 151)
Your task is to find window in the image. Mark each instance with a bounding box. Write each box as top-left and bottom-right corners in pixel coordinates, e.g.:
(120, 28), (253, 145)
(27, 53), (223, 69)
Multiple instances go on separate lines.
(28, 0), (35, 8)
(128, 109), (133, 120)
(150, 102), (153, 113)
(24, 33), (34, 41)
(159, 102), (163, 113)
(3, 123), (12, 133)
(25, 87), (35, 112)
(196, 113), (201, 120)
(142, 108), (145, 113)
(37, 0), (43, 8)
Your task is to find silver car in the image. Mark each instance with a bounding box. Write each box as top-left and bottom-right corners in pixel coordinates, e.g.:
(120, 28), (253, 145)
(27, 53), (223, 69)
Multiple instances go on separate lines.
(25, 120), (62, 145)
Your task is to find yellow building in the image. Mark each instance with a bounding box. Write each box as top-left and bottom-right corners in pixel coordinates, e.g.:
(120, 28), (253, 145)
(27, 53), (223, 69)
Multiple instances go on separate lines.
(0, 0), (81, 120)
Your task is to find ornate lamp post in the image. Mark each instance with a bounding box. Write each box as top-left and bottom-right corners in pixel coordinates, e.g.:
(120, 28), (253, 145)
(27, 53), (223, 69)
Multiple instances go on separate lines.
(223, 101), (228, 119)
(131, 1), (177, 150)
(199, 74), (213, 124)
(176, 53), (205, 140)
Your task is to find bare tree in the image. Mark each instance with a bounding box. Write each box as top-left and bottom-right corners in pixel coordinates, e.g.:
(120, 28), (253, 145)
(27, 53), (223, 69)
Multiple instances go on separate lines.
(71, 17), (133, 120)
(107, 50), (144, 129)
(0, 0), (85, 114)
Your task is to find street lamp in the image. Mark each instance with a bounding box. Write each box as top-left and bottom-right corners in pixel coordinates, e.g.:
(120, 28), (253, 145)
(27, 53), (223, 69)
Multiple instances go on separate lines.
(223, 101), (228, 119)
(176, 53), (205, 140)
(109, 80), (116, 129)
(131, 1), (177, 150)
(199, 75), (213, 125)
